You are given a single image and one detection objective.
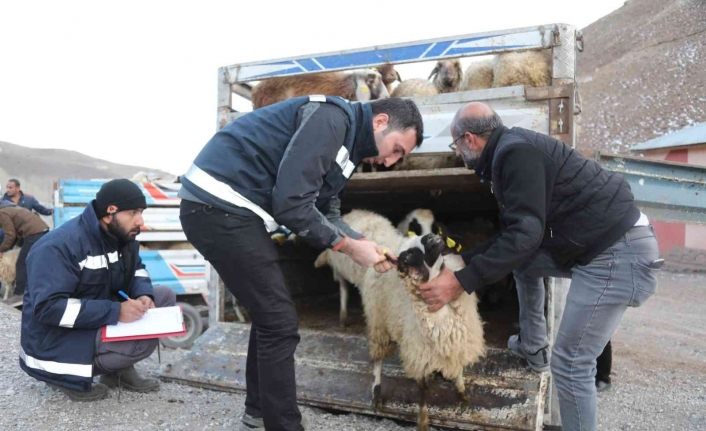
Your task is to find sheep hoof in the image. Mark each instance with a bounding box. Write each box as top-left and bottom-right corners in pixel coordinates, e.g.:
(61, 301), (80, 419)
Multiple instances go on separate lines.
(339, 312), (348, 327)
(372, 384), (382, 410)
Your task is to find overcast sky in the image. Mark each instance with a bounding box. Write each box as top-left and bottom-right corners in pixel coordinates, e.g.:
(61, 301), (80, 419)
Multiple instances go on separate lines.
(0, 0), (624, 175)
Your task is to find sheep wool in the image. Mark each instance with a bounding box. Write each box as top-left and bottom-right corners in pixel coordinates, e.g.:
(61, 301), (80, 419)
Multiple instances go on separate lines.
(493, 50), (552, 88)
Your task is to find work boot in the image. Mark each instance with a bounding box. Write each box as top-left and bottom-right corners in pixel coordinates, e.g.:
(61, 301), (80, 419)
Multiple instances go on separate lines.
(508, 334), (550, 372)
(49, 382), (110, 401)
(99, 365), (160, 392)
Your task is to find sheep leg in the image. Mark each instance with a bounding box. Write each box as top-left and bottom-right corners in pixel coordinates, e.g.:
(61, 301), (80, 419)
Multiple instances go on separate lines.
(338, 277), (349, 327)
(371, 359), (383, 410)
(455, 374), (469, 403)
(417, 378), (430, 431)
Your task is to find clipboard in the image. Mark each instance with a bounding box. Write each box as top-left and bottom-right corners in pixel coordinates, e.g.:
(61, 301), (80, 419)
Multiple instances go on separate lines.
(101, 305), (187, 342)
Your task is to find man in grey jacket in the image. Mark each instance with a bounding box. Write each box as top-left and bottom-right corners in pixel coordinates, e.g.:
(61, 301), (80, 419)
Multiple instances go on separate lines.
(179, 96), (424, 431)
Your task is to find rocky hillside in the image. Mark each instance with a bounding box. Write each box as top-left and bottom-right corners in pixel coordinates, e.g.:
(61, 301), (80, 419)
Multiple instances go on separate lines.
(576, 0), (706, 154)
(0, 140), (173, 204)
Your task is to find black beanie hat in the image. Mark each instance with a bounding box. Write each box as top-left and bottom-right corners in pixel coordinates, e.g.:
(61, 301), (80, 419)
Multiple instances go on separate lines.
(95, 179), (147, 217)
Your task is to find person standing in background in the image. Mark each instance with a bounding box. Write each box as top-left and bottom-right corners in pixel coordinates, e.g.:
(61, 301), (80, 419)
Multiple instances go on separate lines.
(3, 178), (53, 216)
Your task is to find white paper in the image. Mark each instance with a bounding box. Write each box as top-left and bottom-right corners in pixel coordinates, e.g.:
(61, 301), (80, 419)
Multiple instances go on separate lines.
(105, 306), (184, 338)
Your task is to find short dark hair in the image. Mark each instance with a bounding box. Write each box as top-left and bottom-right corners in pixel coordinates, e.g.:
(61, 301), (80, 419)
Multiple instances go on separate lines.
(370, 98), (424, 147)
(8, 179), (20, 187)
(452, 110), (503, 140)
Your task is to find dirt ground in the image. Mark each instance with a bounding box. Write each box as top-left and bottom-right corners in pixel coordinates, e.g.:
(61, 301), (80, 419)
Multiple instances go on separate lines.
(1, 270), (704, 430)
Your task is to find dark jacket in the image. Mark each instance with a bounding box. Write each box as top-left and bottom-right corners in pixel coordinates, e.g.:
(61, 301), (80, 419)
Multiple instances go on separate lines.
(19, 202), (154, 392)
(0, 206), (49, 251)
(455, 126), (640, 293)
(180, 95), (377, 250)
(2, 192), (53, 216)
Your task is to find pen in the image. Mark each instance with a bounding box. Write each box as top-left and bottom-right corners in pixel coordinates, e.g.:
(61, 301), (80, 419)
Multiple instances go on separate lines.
(117, 290), (130, 301)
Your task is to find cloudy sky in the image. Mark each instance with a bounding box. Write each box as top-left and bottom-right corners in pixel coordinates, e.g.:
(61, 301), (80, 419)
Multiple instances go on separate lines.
(0, 0), (623, 175)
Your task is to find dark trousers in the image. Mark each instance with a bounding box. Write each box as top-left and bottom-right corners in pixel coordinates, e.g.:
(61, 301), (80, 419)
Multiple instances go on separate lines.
(93, 286), (177, 375)
(595, 340), (612, 384)
(15, 231), (48, 296)
(180, 200), (302, 431)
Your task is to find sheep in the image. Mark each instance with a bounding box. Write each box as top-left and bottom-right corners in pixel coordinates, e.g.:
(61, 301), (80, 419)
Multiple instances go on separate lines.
(429, 59), (463, 93)
(250, 69), (389, 109)
(314, 209), (404, 326)
(375, 63), (401, 95)
(0, 248), (20, 300)
(322, 208), (437, 326)
(314, 210), (485, 431)
(459, 59), (495, 91)
(390, 78), (439, 98)
(492, 50), (552, 88)
(397, 208), (438, 237)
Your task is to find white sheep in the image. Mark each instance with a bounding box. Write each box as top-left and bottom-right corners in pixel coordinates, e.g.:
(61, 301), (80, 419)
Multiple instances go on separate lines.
(397, 208), (437, 237)
(314, 210), (485, 431)
(459, 59), (495, 91)
(319, 208), (437, 326)
(250, 69), (389, 109)
(0, 248), (20, 300)
(390, 78), (439, 98)
(492, 50), (551, 88)
(460, 50), (552, 90)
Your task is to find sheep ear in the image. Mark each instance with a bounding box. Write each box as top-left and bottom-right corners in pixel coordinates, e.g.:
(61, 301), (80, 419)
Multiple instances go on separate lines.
(428, 65), (439, 80)
(395, 70), (402, 81)
(354, 76), (372, 101)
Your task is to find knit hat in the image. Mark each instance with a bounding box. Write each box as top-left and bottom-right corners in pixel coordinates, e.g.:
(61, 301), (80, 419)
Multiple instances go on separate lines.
(94, 179), (147, 217)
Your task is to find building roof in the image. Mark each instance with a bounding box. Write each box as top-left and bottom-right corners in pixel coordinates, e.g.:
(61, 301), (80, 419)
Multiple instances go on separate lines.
(631, 122), (706, 151)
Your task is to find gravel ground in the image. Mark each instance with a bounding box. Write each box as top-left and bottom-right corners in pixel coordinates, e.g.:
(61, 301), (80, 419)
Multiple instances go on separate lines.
(1, 270), (704, 430)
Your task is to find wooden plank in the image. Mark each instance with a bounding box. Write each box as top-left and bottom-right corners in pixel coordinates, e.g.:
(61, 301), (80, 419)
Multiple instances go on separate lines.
(346, 168), (481, 192)
(162, 322), (547, 431)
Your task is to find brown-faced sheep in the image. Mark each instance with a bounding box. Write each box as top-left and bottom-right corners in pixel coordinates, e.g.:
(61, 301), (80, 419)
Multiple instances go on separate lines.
(314, 210), (485, 431)
(251, 69), (389, 109)
(376, 63), (401, 94)
(429, 59), (463, 93)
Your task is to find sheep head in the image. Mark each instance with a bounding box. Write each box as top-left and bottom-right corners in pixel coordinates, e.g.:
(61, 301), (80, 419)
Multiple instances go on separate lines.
(397, 233), (447, 284)
(428, 60), (463, 93)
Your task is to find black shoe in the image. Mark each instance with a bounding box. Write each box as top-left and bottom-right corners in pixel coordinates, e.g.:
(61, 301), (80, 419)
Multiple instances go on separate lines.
(49, 382), (109, 401)
(99, 365), (160, 392)
(596, 380), (612, 392)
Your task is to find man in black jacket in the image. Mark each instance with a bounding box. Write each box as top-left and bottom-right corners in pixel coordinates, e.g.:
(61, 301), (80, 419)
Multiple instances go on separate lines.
(419, 102), (659, 431)
(179, 96), (423, 431)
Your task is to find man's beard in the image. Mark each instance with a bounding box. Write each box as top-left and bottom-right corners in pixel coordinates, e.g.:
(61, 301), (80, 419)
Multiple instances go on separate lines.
(459, 144), (482, 170)
(107, 217), (138, 243)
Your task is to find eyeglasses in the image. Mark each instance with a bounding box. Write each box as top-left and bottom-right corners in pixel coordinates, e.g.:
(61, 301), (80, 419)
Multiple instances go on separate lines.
(449, 134), (465, 151)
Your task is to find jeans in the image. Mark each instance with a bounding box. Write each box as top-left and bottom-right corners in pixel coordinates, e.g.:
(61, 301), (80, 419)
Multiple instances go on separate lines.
(179, 200), (303, 431)
(513, 226), (659, 431)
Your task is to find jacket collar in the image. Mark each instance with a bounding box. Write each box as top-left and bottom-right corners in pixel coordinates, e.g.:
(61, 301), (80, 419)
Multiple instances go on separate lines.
(475, 125), (508, 181)
(350, 102), (378, 163)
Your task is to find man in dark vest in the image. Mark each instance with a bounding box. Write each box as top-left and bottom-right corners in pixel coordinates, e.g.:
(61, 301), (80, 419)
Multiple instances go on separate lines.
(179, 96), (424, 431)
(419, 102), (659, 431)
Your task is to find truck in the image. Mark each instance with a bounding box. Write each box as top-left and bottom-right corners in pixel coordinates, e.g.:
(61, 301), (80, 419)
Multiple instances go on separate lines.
(155, 23), (583, 430)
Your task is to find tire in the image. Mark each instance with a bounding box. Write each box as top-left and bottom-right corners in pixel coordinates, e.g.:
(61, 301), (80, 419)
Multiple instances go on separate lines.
(161, 302), (204, 349)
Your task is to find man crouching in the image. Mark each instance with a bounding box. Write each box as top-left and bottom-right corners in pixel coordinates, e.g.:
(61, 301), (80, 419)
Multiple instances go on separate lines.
(19, 179), (176, 401)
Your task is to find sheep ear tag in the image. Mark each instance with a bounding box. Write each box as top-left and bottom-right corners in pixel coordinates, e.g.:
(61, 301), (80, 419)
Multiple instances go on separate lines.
(446, 237), (457, 249)
(407, 231), (416, 237)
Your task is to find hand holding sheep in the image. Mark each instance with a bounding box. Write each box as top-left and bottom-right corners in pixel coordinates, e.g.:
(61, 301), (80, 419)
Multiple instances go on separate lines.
(419, 268), (465, 312)
(339, 237), (394, 273)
